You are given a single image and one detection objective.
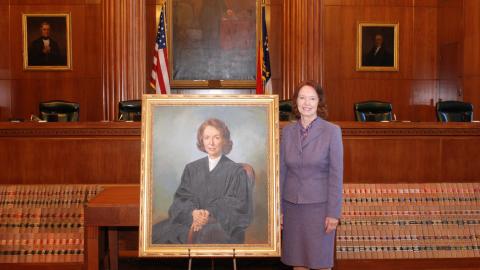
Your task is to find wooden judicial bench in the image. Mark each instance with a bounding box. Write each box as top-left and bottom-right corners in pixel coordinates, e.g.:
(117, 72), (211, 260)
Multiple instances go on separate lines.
(1, 121), (480, 184)
(1, 121), (480, 270)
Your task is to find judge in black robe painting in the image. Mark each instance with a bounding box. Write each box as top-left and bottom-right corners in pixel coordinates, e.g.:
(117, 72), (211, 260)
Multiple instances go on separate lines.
(152, 118), (254, 244)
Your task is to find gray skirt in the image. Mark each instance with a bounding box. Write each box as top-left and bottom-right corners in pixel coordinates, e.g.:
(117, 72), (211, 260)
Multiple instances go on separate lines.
(281, 200), (335, 269)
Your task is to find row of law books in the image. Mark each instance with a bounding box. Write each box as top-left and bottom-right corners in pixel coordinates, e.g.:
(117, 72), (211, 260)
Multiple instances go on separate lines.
(0, 232), (84, 263)
(336, 183), (480, 259)
(0, 185), (102, 263)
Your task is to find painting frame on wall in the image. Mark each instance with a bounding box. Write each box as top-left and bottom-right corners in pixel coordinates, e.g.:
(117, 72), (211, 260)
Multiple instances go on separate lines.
(139, 94), (281, 257)
(163, 0), (261, 89)
(356, 22), (399, 72)
(22, 13), (72, 71)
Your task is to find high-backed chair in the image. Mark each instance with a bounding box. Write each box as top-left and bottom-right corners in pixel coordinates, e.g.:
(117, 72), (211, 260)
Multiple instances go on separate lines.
(118, 100), (141, 121)
(354, 101), (393, 122)
(436, 101), (473, 122)
(39, 100), (79, 122)
(279, 99), (293, 121)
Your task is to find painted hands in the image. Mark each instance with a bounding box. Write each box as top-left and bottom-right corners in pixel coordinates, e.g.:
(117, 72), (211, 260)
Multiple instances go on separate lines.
(192, 209), (210, 232)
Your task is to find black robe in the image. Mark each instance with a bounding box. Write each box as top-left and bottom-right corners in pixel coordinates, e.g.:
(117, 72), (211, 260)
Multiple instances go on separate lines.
(152, 155), (253, 244)
(28, 37), (65, 66)
(363, 46), (393, 67)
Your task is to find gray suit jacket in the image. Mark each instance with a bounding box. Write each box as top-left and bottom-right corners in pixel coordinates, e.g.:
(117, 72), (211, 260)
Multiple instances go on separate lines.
(280, 118), (343, 219)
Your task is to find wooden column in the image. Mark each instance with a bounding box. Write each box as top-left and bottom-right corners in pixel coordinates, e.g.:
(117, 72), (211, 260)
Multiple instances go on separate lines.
(463, 0), (480, 120)
(102, 0), (146, 120)
(282, 0), (323, 100)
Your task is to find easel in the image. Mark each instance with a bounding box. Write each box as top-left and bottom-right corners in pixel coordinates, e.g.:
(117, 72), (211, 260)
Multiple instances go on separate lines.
(187, 249), (237, 270)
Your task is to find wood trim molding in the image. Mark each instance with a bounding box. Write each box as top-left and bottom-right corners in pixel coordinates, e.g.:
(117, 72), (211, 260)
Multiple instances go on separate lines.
(2, 121), (479, 137)
(0, 122), (141, 137)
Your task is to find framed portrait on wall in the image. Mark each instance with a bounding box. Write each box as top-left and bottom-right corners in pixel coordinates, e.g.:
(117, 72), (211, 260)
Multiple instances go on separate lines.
(162, 0), (260, 88)
(139, 95), (280, 257)
(22, 13), (72, 70)
(356, 22), (399, 71)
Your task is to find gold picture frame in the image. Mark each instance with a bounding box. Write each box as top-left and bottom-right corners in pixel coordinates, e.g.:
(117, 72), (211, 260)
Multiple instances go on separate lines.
(162, 0), (262, 88)
(356, 22), (399, 72)
(22, 13), (72, 71)
(139, 95), (281, 257)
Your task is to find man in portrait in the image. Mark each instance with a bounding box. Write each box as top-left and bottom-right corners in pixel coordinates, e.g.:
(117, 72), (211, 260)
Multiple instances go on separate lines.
(151, 118), (254, 244)
(28, 22), (65, 66)
(363, 33), (393, 67)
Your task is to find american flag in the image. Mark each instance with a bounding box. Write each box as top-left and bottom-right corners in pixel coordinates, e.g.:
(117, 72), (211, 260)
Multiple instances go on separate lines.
(256, 3), (272, 94)
(150, 4), (170, 94)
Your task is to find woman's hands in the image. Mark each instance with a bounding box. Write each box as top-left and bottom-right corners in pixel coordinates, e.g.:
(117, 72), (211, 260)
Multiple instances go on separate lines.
(324, 217), (339, 234)
(192, 209), (210, 232)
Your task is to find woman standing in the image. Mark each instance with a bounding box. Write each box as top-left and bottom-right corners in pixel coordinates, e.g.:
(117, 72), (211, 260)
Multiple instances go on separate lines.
(280, 81), (343, 270)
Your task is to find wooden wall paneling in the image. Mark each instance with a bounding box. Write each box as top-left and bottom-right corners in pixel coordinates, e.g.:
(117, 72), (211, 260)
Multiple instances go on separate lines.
(463, 78), (480, 121)
(84, 1), (103, 78)
(437, 0), (463, 43)
(438, 43), (461, 102)
(462, 0), (480, 120)
(3, 121), (480, 184)
(323, 3), (415, 80)
(324, 79), (414, 120)
(409, 80), (437, 121)
(441, 137), (480, 180)
(0, 138), (141, 184)
(268, 0), (283, 96)
(5, 1), (104, 121)
(10, 78), (102, 120)
(437, 0), (463, 106)
(462, 0), (480, 77)
(343, 137), (442, 182)
(145, 0), (157, 95)
(101, 0), (146, 121)
(0, 1), (10, 121)
(322, 1), (443, 121)
(0, 1), (10, 82)
(281, 0), (323, 100)
(0, 0), (11, 121)
(0, 81), (11, 120)
(412, 6), (437, 79)
(0, 122), (141, 184)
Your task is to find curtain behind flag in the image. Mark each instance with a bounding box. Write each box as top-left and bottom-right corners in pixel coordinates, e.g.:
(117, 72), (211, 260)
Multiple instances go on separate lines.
(256, 3), (272, 94)
(150, 4), (170, 94)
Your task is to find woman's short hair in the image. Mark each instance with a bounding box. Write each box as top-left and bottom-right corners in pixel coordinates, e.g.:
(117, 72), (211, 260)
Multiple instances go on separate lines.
(196, 118), (233, 155)
(292, 80), (328, 119)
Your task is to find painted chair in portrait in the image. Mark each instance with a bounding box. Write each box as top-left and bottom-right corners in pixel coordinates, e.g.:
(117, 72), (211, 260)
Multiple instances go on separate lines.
(436, 100), (473, 122)
(39, 100), (79, 122)
(354, 100), (394, 122)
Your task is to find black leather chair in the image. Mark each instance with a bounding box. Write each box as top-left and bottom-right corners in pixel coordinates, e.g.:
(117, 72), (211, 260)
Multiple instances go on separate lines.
(118, 100), (141, 121)
(354, 100), (393, 122)
(39, 100), (79, 122)
(279, 99), (293, 121)
(436, 100), (473, 122)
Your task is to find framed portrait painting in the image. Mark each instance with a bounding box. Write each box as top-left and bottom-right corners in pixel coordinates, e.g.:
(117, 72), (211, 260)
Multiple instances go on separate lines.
(22, 13), (72, 70)
(164, 0), (261, 88)
(139, 95), (280, 257)
(357, 23), (399, 71)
